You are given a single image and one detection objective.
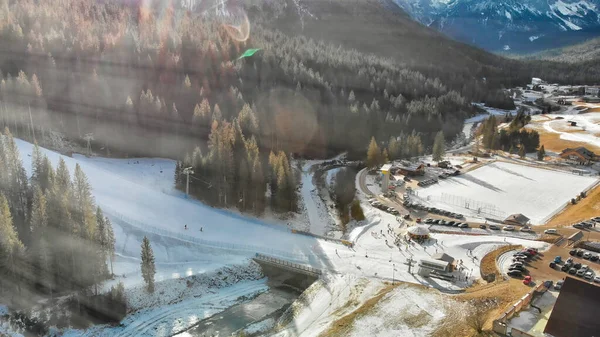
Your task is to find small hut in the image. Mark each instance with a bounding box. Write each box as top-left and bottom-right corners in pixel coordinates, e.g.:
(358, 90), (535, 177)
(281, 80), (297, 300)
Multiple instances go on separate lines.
(407, 226), (430, 241)
(432, 253), (456, 272)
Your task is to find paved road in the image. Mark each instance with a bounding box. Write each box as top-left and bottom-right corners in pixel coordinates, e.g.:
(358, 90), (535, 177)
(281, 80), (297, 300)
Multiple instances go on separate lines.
(357, 168), (373, 196)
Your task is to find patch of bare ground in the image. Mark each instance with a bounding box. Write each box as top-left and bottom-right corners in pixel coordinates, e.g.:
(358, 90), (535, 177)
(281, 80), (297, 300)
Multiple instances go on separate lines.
(545, 182), (600, 227)
(538, 131), (600, 153)
(318, 282), (399, 337)
(434, 279), (531, 337)
(480, 245), (522, 281)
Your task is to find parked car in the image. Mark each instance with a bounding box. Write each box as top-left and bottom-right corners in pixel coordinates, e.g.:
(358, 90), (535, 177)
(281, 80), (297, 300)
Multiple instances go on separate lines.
(523, 276), (532, 285)
(510, 264), (526, 271)
(544, 229), (558, 235)
(555, 280), (564, 290)
(520, 227), (532, 232)
(549, 262), (557, 269)
(503, 225), (515, 231)
(584, 272), (594, 280)
(574, 262), (582, 269)
(458, 223), (469, 228)
(594, 276), (600, 283)
(519, 250), (534, 257)
(577, 250), (584, 257)
(507, 270), (522, 277)
(489, 224), (500, 230)
(569, 249), (577, 256)
(554, 256), (562, 264)
(577, 269), (586, 277)
(569, 268), (577, 275)
(581, 265), (589, 272)
(439, 220), (447, 226)
(592, 216), (600, 222)
(591, 255), (599, 262)
(566, 257), (574, 264)
(447, 221), (456, 226)
(574, 223), (585, 229)
(479, 224), (487, 229)
(425, 218), (433, 224)
(583, 252), (592, 260)
(561, 264), (572, 272)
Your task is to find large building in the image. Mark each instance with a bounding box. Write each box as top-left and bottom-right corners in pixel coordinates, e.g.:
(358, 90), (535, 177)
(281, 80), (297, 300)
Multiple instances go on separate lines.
(544, 277), (600, 337)
(585, 86), (600, 96)
(560, 147), (597, 165)
(394, 162), (425, 176)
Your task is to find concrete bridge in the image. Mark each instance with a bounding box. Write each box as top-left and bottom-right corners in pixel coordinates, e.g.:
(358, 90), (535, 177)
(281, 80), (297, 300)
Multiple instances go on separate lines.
(253, 253), (322, 290)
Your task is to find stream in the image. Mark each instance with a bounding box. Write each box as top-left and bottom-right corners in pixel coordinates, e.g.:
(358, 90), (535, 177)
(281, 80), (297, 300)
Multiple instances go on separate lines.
(181, 284), (301, 336)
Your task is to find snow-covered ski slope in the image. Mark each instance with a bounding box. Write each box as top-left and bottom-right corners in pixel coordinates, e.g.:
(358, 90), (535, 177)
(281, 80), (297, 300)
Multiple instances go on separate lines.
(16, 139), (326, 263)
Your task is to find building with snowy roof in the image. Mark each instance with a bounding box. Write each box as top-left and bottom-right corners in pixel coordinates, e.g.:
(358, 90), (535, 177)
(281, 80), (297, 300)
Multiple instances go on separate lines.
(503, 213), (530, 227)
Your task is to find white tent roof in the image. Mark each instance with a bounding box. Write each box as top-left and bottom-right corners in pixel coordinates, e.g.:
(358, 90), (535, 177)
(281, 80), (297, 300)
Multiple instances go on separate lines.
(407, 226), (430, 236)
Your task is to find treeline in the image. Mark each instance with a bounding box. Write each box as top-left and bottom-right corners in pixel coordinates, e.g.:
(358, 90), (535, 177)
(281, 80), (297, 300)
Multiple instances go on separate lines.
(0, 128), (116, 309)
(479, 115), (540, 153)
(366, 132), (426, 168)
(175, 118), (297, 213)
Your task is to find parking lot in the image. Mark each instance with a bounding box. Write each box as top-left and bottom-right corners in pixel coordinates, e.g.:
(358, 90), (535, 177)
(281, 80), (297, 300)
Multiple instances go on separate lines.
(519, 242), (600, 287)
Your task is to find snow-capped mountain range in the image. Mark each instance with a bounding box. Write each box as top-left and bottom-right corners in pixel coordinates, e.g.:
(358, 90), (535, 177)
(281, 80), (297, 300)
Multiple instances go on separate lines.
(393, 0), (600, 53)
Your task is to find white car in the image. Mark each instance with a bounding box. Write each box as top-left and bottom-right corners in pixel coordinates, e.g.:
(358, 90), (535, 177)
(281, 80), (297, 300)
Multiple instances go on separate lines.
(554, 280), (564, 290)
(503, 225), (515, 231)
(544, 229), (557, 234)
(594, 276), (600, 283)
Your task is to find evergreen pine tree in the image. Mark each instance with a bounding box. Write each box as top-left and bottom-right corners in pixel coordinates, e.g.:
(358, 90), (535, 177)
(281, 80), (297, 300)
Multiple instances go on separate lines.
(518, 145), (526, 158)
(382, 149), (389, 164)
(366, 137), (381, 168)
(140, 236), (156, 293)
(387, 137), (400, 161)
(432, 131), (445, 162)
(537, 145), (546, 161)
(0, 194), (25, 294)
(73, 164), (96, 240)
(105, 216), (116, 275)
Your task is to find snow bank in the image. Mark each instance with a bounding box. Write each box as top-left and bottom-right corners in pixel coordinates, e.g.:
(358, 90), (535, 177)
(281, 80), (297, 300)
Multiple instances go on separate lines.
(124, 261), (263, 311)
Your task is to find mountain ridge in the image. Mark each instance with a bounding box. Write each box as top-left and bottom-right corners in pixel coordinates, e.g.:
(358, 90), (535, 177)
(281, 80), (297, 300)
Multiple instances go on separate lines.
(393, 0), (600, 53)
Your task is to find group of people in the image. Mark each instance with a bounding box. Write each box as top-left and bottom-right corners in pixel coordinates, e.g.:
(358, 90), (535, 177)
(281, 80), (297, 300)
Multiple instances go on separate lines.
(184, 224), (203, 232)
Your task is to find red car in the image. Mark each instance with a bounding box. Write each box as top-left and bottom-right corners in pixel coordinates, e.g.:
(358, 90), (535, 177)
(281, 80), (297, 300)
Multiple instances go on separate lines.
(523, 276), (532, 285)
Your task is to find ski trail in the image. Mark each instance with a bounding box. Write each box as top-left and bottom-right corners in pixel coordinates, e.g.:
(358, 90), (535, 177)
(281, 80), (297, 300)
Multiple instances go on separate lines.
(115, 280), (268, 337)
(300, 162), (326, 236)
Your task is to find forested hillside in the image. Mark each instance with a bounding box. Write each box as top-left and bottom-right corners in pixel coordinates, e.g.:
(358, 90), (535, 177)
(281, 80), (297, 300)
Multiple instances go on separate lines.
(517, 37), (600, 63)
(0, 128), (119, 320)
(0, 0), (598, 213)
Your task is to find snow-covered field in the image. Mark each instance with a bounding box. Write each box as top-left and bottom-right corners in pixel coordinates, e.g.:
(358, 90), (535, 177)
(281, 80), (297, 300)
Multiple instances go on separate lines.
(415, 161), (598, 224)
